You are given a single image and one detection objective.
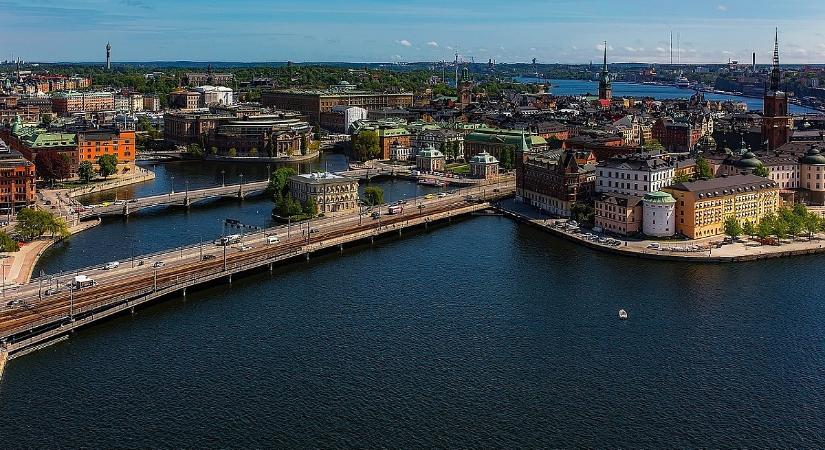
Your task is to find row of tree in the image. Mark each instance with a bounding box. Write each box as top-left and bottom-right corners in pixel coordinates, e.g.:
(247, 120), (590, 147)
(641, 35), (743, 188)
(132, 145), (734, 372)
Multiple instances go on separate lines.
(35, 153), (119, 184)
(725, 204), (824, 241)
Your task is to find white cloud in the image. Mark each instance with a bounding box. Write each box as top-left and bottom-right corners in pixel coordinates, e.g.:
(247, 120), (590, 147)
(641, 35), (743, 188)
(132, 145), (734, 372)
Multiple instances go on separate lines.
(396, 39), (412, 47)
(716, 4), (728, 11)
(427, 41), (439, 47)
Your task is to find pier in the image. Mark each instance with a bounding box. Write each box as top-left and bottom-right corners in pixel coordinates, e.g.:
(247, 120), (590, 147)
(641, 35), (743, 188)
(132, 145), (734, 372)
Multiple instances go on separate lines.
(0, 180), (514, 358)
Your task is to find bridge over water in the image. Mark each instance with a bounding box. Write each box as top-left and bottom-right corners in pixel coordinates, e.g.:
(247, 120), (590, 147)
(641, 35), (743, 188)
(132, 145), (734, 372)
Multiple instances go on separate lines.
(0, 180), (515, 360)
(78, 180), (271, 219)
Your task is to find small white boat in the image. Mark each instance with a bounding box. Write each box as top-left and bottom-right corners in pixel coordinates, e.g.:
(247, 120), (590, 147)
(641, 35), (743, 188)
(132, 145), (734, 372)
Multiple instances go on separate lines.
(618, 309), (628, 320)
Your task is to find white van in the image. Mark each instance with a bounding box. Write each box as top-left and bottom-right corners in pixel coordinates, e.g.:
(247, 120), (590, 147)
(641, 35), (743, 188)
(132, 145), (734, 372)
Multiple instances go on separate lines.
(103, 261), (120, 270)
(267, 235), (280, 244)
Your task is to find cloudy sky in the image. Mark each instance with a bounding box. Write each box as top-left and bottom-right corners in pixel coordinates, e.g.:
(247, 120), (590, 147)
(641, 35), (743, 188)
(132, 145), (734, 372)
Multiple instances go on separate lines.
(2, 0), (824, 64)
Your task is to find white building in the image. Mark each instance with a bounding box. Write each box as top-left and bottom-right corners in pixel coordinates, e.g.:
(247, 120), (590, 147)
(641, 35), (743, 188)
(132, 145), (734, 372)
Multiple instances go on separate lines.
(332, 105), (368, 133)
(596, 156), (675, 198)
(642, 191), (676, 237)
(192, 85), (234, 106)
(389, 143), (413, 161)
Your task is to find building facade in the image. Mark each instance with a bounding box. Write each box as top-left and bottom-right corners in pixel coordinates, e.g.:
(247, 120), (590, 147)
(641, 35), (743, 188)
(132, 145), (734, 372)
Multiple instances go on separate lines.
(516, 150), (596, 218)
(416, 146), (446, 172)
(51, 91), (115, 115)
(642, 191), (677, 237)
(288, 173), (359, 214)
(595, 193), (643, 236)
(469, 151), (499, 179)
(0, 139), (35, 213)
(596, 156), (675, 197)
(261, 89), (414, 124)
(77, 128), (136, 174)
(663, 175), (780, 239)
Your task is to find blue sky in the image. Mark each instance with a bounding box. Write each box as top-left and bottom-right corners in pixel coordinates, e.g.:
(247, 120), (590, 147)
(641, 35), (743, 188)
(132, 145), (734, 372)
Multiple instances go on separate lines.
(2, 0), (824, 64)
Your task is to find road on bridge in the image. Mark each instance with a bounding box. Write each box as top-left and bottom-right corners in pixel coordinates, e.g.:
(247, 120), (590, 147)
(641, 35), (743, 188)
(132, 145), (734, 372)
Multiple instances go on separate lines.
(0, 179), (515, 347)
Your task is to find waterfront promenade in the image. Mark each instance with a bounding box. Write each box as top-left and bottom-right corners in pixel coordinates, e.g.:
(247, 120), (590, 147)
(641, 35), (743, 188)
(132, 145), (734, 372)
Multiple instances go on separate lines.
(0, 180), (514, 359)
(498, 199), (825, 262)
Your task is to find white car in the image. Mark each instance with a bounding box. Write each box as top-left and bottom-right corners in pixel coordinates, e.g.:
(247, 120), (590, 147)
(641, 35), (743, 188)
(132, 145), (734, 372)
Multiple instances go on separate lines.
(103, 261), (120, 270)
(647, 243), (660, 249)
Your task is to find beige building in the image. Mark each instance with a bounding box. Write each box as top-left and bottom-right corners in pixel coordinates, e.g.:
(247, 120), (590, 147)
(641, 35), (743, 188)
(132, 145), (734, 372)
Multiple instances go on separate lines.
(664, 175), (779, 239)
(595, 193), (643, 236)
(416, 146), (445, 173)
(469, 151), (499, 179)
(288, 172), (359, 214)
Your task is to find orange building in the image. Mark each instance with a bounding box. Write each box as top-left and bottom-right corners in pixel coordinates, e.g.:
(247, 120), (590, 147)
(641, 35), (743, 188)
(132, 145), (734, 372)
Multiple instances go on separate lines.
(77, 128), (136, 174)
(0, 139), (36, 214)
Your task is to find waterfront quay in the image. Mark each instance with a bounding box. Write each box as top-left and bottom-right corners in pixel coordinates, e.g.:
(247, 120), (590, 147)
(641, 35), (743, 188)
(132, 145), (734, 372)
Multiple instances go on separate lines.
(0, 180), (514, 359)
(499, 199), (825, 262)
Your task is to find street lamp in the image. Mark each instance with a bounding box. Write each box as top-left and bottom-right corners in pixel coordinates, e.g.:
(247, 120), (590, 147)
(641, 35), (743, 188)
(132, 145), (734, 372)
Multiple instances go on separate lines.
(221, 170), (226, 187)
(170, 175), (175, 195)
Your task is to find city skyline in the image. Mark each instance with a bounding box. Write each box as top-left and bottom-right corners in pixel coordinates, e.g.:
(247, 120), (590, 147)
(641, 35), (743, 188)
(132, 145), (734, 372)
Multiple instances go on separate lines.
(2, 0), (825, 64)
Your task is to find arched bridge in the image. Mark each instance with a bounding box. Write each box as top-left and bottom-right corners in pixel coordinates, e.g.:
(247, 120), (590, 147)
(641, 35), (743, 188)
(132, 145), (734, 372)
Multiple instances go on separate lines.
(78, 180), (270, 219)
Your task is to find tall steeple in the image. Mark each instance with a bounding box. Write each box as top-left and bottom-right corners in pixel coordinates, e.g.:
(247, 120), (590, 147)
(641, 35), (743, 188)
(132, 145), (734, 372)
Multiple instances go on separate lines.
(770, 28), (781, 92)
(598, 41), (612, 102)
(763, 27), (790, 151)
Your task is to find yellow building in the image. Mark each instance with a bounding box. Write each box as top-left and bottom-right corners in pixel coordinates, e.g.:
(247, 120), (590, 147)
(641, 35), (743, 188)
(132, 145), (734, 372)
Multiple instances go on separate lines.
(664, 175), (779, 239)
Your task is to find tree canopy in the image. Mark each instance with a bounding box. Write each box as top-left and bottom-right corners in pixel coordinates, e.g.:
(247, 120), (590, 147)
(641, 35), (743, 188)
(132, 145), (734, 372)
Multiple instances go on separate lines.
(97, 154), (118, 178)
(352, 130), (381, 161)
(363, 186), (384, 206)
(15, 208), (69, 241)
(77, 160), (94, 184)
(34, 151), (71, 183)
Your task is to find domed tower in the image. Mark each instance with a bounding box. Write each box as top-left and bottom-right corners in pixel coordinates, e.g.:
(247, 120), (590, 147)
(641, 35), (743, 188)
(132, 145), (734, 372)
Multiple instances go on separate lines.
(695, 134), (717, 155)
(643, 191), (676, 237)
(800, 146), (825, 194)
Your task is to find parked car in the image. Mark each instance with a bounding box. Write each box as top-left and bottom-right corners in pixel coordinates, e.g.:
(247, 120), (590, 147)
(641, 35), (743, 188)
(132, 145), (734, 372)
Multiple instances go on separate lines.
(103, 261), (120, 270)
(202, 254), (216, 261)
(152, 261), (166, 268)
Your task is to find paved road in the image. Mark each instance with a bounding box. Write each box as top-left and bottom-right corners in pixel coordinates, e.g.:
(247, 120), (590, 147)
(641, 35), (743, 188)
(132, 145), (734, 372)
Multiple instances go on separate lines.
(0, 179), (515, 317)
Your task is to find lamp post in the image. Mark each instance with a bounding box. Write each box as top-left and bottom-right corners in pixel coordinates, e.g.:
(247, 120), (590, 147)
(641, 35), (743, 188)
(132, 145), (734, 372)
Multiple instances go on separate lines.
(170, 175), (175, 195)
(221, 170), (226, 187)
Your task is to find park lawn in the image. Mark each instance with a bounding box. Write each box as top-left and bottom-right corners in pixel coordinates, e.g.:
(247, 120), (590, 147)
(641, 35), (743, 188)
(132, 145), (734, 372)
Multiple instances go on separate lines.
(446, 163), (470, 174)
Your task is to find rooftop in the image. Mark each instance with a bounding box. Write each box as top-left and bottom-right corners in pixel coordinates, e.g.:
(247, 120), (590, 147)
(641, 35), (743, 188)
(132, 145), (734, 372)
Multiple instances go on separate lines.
(668, 175), (778, 198)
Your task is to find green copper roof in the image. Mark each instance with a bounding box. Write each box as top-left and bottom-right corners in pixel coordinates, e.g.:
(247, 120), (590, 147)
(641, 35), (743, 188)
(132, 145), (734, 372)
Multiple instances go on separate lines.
(644, 191), (676, 204)
(417, 146), (444, 158)
(470, 151), (498, 164)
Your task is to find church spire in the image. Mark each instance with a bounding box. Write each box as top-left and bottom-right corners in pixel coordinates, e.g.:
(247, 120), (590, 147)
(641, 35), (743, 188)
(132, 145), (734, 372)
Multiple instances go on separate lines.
(598, 41), (612, 102)
(770, 28), (781, 92)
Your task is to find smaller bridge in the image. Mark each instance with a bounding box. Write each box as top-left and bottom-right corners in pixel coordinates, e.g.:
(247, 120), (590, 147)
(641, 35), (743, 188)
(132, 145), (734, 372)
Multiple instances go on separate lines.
(135, 150), (186, 162)
(78, 180), (270, 219)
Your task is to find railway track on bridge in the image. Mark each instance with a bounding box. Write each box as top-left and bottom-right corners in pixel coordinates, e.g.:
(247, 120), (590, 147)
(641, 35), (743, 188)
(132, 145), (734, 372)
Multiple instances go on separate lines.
(0, 187), (514, 355)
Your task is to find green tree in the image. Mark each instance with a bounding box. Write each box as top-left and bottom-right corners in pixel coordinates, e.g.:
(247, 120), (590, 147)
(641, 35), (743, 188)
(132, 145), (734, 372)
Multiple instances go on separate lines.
(304, 197), (319, 218)
(363, 186), (384, 206)
(696, 156), (714, 179)
(498, 144), (516, 171)
(643, 138), (665, 153)
(15, 208), (68, 241)
(570, 203), (595, 225)
(249, 147), (259, 157)
(743, 220), (756, 239)
(186, 143), (203, 157)
(278, 194), (303, 217)
(752, 163), (770, 177)
(210, 146), (218, 156)
(228, 148), (238, 158)
(77, 160), (94, 184)
(724, 216), (743, 240)
(803, 211), (822, 238)
(268, 167), (297, 198)
(673, 172), (691, 184)
(352, 130), (381, 161)
(300, 135), (309, 156)
(757, 214), (775, 240)
(97, 154), (118, 179)
(0, 231), (19, 252)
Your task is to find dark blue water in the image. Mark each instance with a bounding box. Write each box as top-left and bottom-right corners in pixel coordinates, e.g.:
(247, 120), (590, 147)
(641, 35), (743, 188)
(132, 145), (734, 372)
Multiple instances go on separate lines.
(35, 162), (439, 275)
(3, 216), (825, 447)
(516, 78), (820, 114)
